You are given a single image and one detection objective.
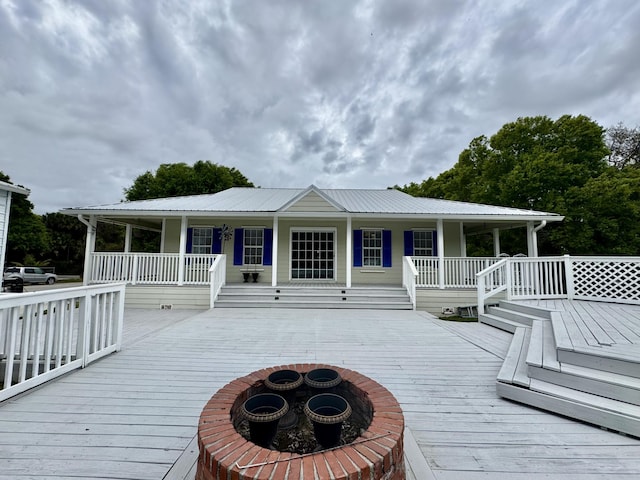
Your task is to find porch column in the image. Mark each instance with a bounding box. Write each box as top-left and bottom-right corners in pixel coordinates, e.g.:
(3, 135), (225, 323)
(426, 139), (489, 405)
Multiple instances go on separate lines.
(160, 218), (166, 253)
(527, 221), (537, 257)
(81, 215), (97, 286)
(271, 216), (279, 287)
(437, 218), (445, 289)
(124, 224), (132, 253)
(178, 216), (187, 285)
(346, 216), (352, 288)
(460, 222), (467, 257)
(493, 228), (501, 257)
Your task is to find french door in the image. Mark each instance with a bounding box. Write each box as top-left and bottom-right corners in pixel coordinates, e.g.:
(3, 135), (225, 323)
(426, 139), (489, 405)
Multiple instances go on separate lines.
(290, 230), (335, 280)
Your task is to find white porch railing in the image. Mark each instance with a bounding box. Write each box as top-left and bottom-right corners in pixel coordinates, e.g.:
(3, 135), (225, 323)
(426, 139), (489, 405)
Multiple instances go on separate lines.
(209, 254), (227, 308)
(0, 284), (125, 402)
(90, 253), (218, 285)
(411, 256), (502, 288)
(402, 256), (418, 310)
(476, 256), (640, 314)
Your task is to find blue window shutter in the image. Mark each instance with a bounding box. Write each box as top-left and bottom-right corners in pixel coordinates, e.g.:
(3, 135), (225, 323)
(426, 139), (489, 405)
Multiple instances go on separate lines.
(263, 229), (273, 266)
(432, 230), (438, 256)
(233, 228), (244, 265)
(383, 230), (392, 267)
(186, 228), (193, 253)
(404, 231), (413, 256)
(353, 230), (363, 267)
(212, 228), (222, 254)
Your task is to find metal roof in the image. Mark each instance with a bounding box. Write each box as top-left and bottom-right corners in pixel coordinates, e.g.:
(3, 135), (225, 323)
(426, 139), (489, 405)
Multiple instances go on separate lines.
(61, 185), (562, 220)
(0, 180), (30, 196)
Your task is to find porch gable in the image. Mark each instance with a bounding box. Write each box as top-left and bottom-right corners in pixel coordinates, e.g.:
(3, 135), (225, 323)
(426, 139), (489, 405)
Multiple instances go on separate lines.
(280, 186), (345, 213)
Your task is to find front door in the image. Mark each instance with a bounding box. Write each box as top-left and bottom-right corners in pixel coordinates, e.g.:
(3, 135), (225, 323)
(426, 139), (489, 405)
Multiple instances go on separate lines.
(290, 230), (335, 280)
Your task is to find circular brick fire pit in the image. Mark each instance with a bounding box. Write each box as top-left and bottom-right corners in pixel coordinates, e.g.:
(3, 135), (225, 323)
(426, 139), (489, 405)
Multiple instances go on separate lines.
(196, 363), (405, 480)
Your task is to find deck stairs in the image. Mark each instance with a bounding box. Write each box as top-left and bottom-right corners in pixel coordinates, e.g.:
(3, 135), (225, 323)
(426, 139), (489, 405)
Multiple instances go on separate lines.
(480, 300), (640, 437)
(214, 285), (414, 310)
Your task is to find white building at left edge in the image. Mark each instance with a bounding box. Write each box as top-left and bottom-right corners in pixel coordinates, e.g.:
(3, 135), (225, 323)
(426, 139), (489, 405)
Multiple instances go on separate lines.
(0, 180), (30, 270)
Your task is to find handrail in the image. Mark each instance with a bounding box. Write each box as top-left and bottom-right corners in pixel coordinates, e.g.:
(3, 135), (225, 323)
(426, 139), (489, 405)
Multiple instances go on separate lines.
(476, 258), (509, 315)
(209, 254), (227, 308)
(0, 283), (126, 402)
(89, 253), (216, 285)
(402, 256), (418, 310)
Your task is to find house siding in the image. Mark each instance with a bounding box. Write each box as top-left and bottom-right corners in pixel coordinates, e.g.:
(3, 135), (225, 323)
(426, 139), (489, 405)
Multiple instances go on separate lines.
(125, 285), (209, 309)
(159, 217), (471, 287)
(0, 190), (9, 269)
(163, 218), (182, 253)
(351, 220), (441, 285)
(283, 191), (340, 213)
(416, 288), (478, 315)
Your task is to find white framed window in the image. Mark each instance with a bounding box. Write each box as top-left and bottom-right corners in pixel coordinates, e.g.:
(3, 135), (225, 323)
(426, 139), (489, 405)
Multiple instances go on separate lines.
(243, 228), (264, 265)
(413, 230), (434, 256)
(192, 228), (213, 254)
(362, 229), (382, 266)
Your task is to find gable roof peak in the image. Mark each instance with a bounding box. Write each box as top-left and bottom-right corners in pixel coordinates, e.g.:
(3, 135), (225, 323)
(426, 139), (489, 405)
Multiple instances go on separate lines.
(279, 184), (346, 212)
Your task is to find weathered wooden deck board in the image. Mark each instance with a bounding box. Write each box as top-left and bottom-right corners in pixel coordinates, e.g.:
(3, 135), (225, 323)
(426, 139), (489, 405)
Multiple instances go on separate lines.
(0, 306), (639, 479)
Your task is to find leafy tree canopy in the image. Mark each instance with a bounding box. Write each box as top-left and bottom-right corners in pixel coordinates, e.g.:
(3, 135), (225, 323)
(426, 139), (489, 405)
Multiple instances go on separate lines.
(396, 115), (640, 255)
(124, 161), (254, 201)
(400, 115), (609, 213)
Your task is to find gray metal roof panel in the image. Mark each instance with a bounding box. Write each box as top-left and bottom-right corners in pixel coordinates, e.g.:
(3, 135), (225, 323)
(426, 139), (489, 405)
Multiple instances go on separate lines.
(62, 186), (561, 219)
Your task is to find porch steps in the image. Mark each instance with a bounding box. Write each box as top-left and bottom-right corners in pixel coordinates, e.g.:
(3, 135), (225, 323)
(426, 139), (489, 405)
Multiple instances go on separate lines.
(484, 301), (640, 438)
(214, 286), (414, 310)
(478, 303), (548, 333)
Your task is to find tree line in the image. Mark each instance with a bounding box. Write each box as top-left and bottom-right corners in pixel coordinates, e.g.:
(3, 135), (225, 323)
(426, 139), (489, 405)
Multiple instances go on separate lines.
(398, 115), (640, 256)
(2, 162), (253, 274)
(3, 115), (639, 274)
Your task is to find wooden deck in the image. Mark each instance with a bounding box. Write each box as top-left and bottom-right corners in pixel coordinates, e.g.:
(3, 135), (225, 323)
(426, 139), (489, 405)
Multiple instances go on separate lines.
(1, 307), (639, 479)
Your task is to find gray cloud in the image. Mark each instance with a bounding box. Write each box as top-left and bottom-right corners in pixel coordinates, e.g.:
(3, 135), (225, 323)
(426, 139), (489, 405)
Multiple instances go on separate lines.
(1, 0), (639, 213)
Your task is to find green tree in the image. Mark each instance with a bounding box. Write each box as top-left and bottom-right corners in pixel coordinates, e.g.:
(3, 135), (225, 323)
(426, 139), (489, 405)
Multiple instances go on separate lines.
(553, 167), (640, 254)
(1, 172), (49, 266)
(42, 212), (87, 274)
(124, 161), (254, 201)
(121, 161), (253, 253)
(398, 115), (624, 255)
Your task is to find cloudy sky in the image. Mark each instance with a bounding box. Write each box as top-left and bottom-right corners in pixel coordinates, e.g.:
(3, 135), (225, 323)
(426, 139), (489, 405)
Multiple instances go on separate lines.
(1, 0), (639, 213)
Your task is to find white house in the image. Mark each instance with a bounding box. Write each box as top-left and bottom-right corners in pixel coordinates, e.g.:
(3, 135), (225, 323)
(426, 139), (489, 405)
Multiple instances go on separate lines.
(0, 180), (30, 271)
(62, 185), (563, 311)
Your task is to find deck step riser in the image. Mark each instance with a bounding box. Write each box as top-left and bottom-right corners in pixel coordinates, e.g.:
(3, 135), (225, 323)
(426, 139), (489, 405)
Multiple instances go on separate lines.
(215, 286), (414, 310)
(498, 301), (553, 320)
(215, 302), (413, 310)
(478, 314), (520, 333)
(497, 382), (640, 438)
(557, 349), (640, 379)
(217, 295), (411, 303)
(527, 365), (640, 406)
(486, 306), (540, 326)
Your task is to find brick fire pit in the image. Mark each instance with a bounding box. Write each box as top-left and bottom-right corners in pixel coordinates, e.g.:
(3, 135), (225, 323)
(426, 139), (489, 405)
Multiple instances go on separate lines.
(196, 363), (405, 480)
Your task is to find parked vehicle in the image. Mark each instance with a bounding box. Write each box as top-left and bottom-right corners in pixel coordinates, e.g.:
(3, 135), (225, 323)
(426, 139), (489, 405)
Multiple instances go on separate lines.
(3, 267), (57, 285)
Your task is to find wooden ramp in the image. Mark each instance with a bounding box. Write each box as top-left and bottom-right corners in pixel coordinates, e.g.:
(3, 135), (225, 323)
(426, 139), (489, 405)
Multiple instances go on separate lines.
(480, 299), (640, 437)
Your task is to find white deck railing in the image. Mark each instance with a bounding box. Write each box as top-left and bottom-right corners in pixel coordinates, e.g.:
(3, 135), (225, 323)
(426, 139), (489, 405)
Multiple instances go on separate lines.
(0, 284), (125, 402)
(209, 254), (227, 308)
(476, 255), (640, 314)
(402, 256), (418, 310)
(90, 253), (218, 285)
(411, 256), (502, 288)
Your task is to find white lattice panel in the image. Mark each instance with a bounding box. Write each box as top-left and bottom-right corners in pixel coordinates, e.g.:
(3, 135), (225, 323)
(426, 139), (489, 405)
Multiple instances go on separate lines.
(572, 259), (640, 302)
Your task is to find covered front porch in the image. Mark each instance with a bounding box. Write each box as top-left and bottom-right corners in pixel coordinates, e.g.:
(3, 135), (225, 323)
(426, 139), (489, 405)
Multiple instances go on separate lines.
(67, 185), (562, 311)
